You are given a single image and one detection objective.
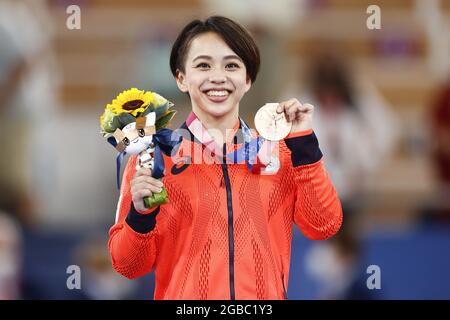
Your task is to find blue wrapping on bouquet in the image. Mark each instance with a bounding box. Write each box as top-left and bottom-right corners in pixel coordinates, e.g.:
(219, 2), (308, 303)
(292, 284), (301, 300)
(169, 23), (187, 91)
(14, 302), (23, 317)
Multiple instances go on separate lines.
(113, 128), (182, 190)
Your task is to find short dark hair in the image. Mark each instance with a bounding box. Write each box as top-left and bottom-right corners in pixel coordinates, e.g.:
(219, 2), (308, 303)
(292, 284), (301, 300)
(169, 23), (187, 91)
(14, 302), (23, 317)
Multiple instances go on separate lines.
(170, 16), (260, 83)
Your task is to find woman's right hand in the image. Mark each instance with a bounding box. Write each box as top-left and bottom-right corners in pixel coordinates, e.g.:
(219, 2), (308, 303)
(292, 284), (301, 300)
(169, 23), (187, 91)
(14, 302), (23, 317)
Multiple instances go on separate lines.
(130, 168), (164, 212)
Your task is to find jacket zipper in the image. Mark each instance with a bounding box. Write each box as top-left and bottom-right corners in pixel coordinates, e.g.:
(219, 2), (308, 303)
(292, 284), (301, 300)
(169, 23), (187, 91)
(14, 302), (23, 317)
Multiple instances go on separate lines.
(221, 144), (235, 300)
(281, 273), (288, 300)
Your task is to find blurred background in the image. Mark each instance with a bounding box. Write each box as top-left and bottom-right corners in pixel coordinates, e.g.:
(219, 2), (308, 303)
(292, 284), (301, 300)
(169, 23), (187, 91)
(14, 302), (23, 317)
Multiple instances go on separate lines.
(0, 0), (449, 299)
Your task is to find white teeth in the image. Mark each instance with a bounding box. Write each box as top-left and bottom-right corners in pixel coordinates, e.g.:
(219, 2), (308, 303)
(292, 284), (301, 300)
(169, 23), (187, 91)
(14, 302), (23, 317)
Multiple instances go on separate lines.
(206, 90), (228, 97)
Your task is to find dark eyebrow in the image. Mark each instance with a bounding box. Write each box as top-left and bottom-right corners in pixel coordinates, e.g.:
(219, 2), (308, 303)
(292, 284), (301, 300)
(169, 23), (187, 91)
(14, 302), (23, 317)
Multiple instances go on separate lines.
(192, 55), (243, 62)
(223, 55), (243, 62)
(192, 55), (212, 62)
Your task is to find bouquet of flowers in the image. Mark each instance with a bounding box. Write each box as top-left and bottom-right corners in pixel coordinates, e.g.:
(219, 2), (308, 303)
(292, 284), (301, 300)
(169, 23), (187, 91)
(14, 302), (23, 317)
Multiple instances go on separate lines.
(100, 88), (178, 208)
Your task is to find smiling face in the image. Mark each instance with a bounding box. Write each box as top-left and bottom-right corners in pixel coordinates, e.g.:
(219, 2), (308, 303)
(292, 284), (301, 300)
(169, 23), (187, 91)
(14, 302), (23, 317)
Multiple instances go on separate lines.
(121, 122), (152, 154)
(113, 113), (156, 154)
(175, 32), (252, 119)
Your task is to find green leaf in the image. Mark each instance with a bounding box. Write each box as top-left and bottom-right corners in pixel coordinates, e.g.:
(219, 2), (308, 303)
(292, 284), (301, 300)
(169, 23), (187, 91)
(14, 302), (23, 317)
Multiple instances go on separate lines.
(154, 101), (172, 120)
(108, 116), (121, 133)
(140, 101), (156, 117)
(117, 112), (136, 128)
(155, 110), (177, 130)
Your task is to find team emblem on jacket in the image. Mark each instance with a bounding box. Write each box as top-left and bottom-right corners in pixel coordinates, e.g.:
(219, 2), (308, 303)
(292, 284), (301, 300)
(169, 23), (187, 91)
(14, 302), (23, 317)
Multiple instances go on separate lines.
(171, 156), (191, 175)
(260, 155), (281, 175)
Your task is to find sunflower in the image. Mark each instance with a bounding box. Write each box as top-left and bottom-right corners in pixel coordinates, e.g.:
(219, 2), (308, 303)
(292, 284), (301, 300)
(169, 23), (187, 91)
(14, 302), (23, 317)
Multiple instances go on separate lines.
(100, 88), (177, 136)
(109, 88), (155, 117)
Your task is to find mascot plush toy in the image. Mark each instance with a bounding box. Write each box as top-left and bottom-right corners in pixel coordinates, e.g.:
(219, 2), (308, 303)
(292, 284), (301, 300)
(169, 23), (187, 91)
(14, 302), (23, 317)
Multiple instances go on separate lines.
(100, 88), (179, 208)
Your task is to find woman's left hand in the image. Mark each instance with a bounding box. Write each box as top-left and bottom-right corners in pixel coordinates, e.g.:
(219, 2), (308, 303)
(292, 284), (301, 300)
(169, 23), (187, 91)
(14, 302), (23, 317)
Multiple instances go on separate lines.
(276, 98), (314, 133)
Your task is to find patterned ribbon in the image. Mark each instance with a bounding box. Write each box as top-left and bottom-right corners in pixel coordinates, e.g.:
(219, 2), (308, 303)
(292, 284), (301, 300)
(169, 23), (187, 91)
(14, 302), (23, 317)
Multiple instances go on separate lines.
(185, 111), (276, 174)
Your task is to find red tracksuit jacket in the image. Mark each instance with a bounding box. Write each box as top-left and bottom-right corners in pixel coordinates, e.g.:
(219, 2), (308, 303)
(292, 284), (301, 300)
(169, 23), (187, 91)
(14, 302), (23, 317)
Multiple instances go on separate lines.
(108, 120), (343, 300)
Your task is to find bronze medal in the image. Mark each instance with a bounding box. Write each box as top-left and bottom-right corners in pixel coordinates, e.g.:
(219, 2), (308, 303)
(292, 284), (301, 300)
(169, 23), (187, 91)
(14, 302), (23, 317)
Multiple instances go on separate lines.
(254, 103), (292, 141)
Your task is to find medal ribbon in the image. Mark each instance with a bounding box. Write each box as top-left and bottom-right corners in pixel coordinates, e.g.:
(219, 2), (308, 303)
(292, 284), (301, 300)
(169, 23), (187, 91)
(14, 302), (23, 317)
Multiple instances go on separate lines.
(185, 111), (277, 174)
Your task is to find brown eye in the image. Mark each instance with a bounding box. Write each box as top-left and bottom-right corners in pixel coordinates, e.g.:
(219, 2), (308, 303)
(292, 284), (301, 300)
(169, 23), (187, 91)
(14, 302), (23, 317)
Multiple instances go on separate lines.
(226, 63), (239, 69)
(138, 128), (145, 137)
(123, 137), (130, 146)
(196, 62), (209, 69)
